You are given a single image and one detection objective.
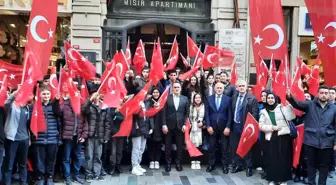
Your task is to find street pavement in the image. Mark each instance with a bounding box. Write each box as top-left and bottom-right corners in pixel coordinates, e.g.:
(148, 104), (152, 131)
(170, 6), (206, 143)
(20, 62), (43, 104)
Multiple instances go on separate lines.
(48, 165), (336, 185)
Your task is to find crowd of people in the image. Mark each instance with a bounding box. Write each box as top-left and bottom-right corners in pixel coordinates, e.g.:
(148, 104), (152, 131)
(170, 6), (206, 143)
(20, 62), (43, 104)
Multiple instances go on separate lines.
(0, 66), (335, 185)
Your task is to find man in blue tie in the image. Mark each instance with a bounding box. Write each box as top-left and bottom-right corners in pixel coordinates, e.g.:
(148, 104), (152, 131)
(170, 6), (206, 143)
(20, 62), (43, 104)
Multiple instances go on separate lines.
(205, 82), (232, 174)
(226, 80), (258, 177)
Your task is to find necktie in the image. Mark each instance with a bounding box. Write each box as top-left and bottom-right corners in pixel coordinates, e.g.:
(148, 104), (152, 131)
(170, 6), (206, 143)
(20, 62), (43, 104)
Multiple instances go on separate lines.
(235, 96), (243, 123)
(216, 95), (220, 110)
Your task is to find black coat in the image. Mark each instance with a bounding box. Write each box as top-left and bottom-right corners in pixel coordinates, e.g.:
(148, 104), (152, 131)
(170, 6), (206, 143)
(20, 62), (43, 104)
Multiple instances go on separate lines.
(130, 101), (153, 138)
(31, 100), (61, 145)
(228, 92), (258, 133)
(151, 108), (164, 142)
(287, 95), (336, 149)
(162, 94), (189, 130)
(0, 107), (5, 145)
(224, 83), (236, 97)
(83, 100), (110, 143)
(105, 108), (124, 137)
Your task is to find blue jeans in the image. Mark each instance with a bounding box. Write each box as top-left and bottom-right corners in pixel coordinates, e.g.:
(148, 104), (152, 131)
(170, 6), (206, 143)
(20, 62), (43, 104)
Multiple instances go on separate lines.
(62, 138), (83, 178)
(3, 139), (29, 185)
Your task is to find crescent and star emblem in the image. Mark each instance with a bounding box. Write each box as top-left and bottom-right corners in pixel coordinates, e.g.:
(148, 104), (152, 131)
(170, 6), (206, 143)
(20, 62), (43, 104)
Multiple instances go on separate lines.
(254, 24), (285, 50)
(317, 22), (336, 47)
(49, 74), (57, 89)
(206, 53), (217, 64)
(67, 48), (78, 61)
(126, 49), (131, 60)
(243, 124), (255, 143)
(30, 15), (53, 43)
(108, 77), (117, 94)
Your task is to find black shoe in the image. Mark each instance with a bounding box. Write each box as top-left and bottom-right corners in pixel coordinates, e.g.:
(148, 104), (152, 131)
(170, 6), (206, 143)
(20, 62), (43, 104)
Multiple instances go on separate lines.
(73, 176), (84, 184)
(100, 168), (107, 176)
(246, 168), (253, 177)
(260, 172), (267, 179)
(294, 176), (300, 182)
(206, 165), (215, 172)
(35, 179), (44, 185)
(165, 164), (171, 172)
(222, 166), (229, 174)
(231, 166), (243, 173)
(176, 164), (183, 171)
(302, 177), (308, 184)
(95, 175), (106, 181)
(46, 178), (54, 185)
(108, 166), (116, 175)
(115, 165), (123, 173)
(85, 174), (93, 183)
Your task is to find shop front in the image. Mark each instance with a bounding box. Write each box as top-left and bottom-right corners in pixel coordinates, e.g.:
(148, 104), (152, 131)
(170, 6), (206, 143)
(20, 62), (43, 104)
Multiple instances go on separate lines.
(0, 0), (72, 66)
(103, 0), (214, 67)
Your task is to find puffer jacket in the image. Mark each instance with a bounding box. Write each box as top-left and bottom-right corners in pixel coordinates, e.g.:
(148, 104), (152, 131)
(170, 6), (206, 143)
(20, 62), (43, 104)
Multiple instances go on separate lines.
(60, 99), (88, 140)
(130, 101), (153, 138)
(31, 100), (61, 144)
(83, 100), (110, 143)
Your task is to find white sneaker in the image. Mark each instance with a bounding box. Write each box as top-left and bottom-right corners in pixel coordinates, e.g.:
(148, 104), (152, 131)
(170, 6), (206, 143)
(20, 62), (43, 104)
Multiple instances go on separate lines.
(196, 161), (201, 170)
(149, 162), (155, 169)
(269, 182), (275, 185)
(256, 167), (262, 171)
(280, 182), (287, 185)
(191, 161), (196, 170)
(132, 167), (143, 176)
(154, 161), (160, 169)
(137, 165), (146, 173)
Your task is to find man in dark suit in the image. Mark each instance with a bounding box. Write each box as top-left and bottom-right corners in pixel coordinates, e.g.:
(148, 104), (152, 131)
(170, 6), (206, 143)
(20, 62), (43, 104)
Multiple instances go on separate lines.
(206, 82), (232, 174)
(162, 82), (189, 172)
(226, 80), (258, 177)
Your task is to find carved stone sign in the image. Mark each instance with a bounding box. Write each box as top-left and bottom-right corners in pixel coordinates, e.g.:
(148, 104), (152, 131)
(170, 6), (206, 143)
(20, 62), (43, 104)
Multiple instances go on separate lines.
(108, 0), (209, 18)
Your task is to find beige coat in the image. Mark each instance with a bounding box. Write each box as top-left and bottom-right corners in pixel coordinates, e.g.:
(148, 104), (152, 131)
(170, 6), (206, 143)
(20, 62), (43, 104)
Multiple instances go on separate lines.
(259, 104), (296, 141)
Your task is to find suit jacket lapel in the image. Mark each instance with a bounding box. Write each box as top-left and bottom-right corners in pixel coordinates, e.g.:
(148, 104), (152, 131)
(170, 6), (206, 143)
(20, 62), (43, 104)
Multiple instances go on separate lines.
(218, 95), (225, 111)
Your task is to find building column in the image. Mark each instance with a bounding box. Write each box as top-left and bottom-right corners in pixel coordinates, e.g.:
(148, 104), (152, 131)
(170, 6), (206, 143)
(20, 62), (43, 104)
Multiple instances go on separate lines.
(71, 0), (106, 74)
(290, 7), (300, 75)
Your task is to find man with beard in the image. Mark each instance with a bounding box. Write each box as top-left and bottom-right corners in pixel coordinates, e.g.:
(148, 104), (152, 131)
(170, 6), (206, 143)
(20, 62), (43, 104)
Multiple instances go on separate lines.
(220, 72), (236, 97)
(287, 85), (336, 185)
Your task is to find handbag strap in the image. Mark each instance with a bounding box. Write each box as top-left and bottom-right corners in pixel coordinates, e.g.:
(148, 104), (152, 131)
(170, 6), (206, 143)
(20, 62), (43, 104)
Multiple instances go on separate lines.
(279, 106), (290, 127)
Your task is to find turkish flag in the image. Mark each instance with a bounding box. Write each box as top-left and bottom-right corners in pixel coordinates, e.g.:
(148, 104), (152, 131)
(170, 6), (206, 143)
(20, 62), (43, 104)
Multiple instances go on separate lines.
(192, 49), (204, 68)
(0, 60), (23, 89)
(293, 124), (304, 168)
(184, 119), (203, 157)
(101, 71), (122, 109)
(180, 53), (190, 68)
(230, 61), (238, 86)
(139, 87), (170, 117)
(67, 78), (81, 115)
(112, 115), (133, 137)
(30, 85), (47, 137)
(117, 50), (130, 80)
(249, 0), (289, 72)
(297, 57), (311, 78)
(64, 41), (96, 81)
(125, 39), (132, 65)
(291, 64), (305, 116)
(80, 79), (89, 105)
(251, 84), (265, 102)
(133, 40), (147, 75)
(305, 0), (336, 86)
(236, 113), (259, 158)
(187, 36), (199, 57)
(48, 65), (58, 100)
(307, 58), (320, 96)
(179, 66), (199, 82)
(272, 61), (286, 105)
(149, 40), (164, 85)
(23, 44), (44, 81)
(164, 37), (179, 71)
(26, 0), (57, 77)
(101, 52), (118, 88)
(202, 45), (234, 70)
(0, 75), (8, 107)
(256, 53), (269, 87)
(119, 81), (151, 117)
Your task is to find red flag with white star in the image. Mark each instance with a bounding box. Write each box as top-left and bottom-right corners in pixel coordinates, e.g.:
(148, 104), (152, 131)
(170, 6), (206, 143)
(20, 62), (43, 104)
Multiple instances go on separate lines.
(187, 36), (199, 57)
(0, 75), (8, 107)
(48, 65), (58, 100)
(291, 64), (305, 116)
(139, 87), (169, 117)
(80, 79), (89, 105)
(184, 119), (203, 157)
(249, 0), (289, 72)
(305, 0), (336, 86)
(293, 124), (304, 168)
(236, 113), (259, 158)
(26, 0), (58, 77)
(164, 36), (179, 71)
(132, 40), (147, 75)
(307, 58), (320, 96)
(66, 77), (81, 115)
(125, 38), (132, 65)
(202, 45), (234, 69)
(0, 60), (23, 89)
(149, 39), (164, 85)
(272, 61), (286, 105)
(30, 85), (47, 137)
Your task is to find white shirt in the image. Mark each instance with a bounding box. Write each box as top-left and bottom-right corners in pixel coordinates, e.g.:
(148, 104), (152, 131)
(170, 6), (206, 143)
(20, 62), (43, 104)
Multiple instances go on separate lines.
(173, 94), (180, 110)
(209, 86), (213, 96)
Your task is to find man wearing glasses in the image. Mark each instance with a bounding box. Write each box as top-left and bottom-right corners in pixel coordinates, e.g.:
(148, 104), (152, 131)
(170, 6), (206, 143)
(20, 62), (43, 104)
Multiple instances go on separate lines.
(162, 82), (189, 172)
(227, 80), (258, 177)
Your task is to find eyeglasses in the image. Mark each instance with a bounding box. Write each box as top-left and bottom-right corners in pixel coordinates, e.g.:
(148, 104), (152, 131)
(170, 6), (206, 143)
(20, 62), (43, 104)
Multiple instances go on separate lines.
(238, 85), (246, 87)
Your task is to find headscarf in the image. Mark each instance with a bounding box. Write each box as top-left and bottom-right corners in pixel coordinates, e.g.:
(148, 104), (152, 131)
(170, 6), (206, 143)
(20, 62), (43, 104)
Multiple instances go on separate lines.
(151, 87), (161, 102)
(264, 92), (279, 112)
(260, 89), (272, 106)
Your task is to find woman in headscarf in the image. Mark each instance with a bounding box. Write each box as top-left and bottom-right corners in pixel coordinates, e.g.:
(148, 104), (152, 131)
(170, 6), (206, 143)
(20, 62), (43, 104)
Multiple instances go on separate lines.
(259, 92), (296, 185)
(147, 87), (164, 170)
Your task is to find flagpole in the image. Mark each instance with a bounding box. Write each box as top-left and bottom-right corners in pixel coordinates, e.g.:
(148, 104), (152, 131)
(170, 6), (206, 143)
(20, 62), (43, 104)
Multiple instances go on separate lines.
(167, 35), (177, 64)
(97, 67), (114, 93)
(269, 53), (274, 91)
(186, 31), (189, 57)
(285, 54), (289, 90)
(141, 40), (147, 63)
(58, 64), (62, 96)
(193, 45), (202, 68)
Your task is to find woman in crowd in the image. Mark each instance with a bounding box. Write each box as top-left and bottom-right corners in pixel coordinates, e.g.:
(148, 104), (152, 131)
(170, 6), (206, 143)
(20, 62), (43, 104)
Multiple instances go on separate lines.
(148, 88), (164, 170)
(259, 92), (296, 185)
(189, 93), (205, 170)
(182, 75), (201, 103)
(130, 101), (152, 176)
